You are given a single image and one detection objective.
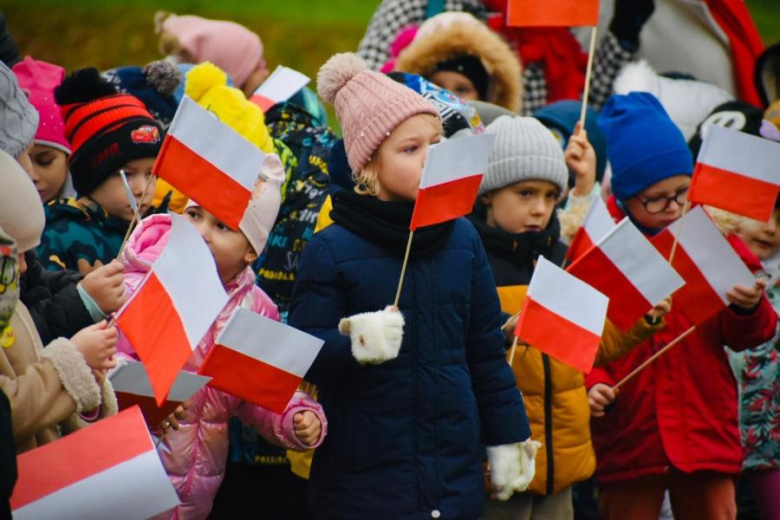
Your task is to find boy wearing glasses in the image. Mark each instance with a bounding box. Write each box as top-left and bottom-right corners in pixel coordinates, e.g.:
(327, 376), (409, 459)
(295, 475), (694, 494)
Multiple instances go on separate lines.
(583, 92), (776, 519)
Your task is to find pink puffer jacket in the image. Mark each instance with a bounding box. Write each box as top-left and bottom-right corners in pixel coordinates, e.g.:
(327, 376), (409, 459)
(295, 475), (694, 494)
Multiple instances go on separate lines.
(117, 214), (326, 520)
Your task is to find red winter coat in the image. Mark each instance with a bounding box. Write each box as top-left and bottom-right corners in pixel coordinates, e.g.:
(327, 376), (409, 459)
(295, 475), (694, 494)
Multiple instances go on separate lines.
(585, 199), (778, 484)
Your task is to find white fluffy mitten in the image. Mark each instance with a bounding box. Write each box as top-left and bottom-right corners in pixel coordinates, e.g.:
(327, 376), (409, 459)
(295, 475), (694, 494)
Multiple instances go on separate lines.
(338, 306), (404, 365)
(487, 439), (542, 501)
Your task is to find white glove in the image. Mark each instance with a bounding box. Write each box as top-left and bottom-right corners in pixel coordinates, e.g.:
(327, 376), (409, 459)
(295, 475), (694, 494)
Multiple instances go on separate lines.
(487, 439), (541, 501)
(338, 306), (404, 365)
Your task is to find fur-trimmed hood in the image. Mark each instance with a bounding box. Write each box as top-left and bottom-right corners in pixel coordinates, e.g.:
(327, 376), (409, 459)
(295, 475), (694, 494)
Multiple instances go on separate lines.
(394, 20), (523, 113)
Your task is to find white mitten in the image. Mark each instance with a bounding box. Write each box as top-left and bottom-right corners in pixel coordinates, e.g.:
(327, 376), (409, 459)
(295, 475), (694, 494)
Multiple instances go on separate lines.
(487, 439), (541, 501)
(338, 306), (404, 365)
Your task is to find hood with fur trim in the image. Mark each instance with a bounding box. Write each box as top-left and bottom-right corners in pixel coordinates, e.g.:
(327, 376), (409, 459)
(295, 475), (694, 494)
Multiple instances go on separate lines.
(394, 20), (522, 113)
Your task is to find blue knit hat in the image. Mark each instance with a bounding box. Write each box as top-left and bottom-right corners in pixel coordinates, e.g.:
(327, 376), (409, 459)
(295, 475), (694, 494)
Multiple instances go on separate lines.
(599, 92), (693, 201)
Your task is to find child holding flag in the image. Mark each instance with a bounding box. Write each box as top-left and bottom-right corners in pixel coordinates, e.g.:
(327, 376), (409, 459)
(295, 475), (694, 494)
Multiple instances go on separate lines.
(288, 53), (531, 519)
(470, 115), (666, 519)
(37, 68), (163, 273)
(583, 92), (777, 519)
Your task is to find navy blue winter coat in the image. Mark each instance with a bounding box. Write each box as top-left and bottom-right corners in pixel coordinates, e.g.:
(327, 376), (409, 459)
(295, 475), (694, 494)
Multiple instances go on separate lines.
(289, 218), (530, 520)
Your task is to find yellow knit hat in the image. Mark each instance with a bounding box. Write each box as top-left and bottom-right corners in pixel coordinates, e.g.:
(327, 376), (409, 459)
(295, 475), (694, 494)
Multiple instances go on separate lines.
(185, 62), (273, 153)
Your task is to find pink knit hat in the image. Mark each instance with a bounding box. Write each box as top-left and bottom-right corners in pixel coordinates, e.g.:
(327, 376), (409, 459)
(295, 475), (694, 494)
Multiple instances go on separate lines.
(162, 14), (263, 88)
(317, 53), (439, 173)
(12, 56), (71, 155)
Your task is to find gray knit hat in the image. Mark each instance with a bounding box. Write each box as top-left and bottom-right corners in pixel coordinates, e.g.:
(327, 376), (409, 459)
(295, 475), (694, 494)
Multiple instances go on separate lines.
(0, 61), (38, 159)
(479, 115), (568, 195)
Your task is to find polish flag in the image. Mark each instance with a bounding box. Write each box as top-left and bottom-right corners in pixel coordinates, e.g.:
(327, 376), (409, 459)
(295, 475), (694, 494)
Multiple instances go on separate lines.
(567, 218), (685, 331)
(515, 256), (608, 373)
(109, 359), (211, 427)
(410, 133), (496, 230)
(153, 96), (267, 230)
(250, 66), (311, 112)
(507, 0), (600, 27)
(11, 407), (179, 520)
(199, 308), (324, 414)
(689, 124), (780, 222)
(117, 214), (228, 406)
(651, 206), (756, 326)
(564, 197), (614, 263)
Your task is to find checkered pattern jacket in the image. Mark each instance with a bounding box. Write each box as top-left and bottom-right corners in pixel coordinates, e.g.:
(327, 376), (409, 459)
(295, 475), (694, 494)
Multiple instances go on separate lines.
(357, 0), (634, 115)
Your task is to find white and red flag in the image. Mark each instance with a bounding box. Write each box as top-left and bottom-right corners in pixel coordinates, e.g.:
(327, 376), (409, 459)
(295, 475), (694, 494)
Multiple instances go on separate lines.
(410, 133), (495, 230)
(507, 0), (600, 27)
(11, 407), (179, 520)
(152, 96), (267, 230)
(564, 196), (614, 263)
(250, 66), (310, 112)
(199, 308), (323, 414)
(567, 218), (685, 331)
(689, 124), (780, 222)
(515, 256), (608, 373)
(117, 214), (228, 405)
(109, 359), (212, 427)
(651, 206), (756, 325)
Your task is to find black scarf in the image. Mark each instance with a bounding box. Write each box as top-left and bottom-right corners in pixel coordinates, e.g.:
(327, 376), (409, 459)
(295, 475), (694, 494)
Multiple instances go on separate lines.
(330, 190), (455, 258)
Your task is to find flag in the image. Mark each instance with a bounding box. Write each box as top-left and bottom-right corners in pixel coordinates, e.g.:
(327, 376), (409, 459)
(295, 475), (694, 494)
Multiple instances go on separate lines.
(507, 0), (600, 27)
(199, 308), (323, 414)
(153, 96), (267, 230)
(250, 66), (310, 112)
(689, 124), (780, 222)
(410, 133), (495, 230)
(515, 256), (608, 373)
(564, 196), (614, 262)
(11, 407), (179, 520)
(109, 359), (211, 427)
(567, 218), (685, 331)
(651, 206), (755, 325)
(117, 214), (228, 405)
(119, 170), (138, 214)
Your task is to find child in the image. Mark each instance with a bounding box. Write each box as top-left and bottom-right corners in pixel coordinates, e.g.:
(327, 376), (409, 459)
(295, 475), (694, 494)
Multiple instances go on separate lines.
(38, 68), (163, 273)
(12, 56), (75, 203)
(584, 92), (777, 519)
(116, 126), (325, 520)
(0, 149), (117, 453)
(472, 115), (666, 519)
(288, 53), (531, 519)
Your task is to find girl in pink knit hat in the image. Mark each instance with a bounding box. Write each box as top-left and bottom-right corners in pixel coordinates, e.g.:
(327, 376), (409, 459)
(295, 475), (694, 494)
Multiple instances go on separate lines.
(288, 53), (532, 519)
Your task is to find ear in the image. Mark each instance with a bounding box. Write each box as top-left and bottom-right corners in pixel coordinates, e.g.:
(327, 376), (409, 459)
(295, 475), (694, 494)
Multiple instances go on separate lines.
(243, 245), (259, 265)
(480, 192), (492, 206)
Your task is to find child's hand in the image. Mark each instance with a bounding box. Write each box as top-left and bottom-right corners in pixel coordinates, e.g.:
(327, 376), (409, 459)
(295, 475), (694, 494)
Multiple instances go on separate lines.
(293, 410), (321, 447)
(71, 321), (118, 371)
(727, 279), (768, 311)
(646, 297), (672, 323)
(79, 260), (126, 314)
(588, 383), (617, 418)
(564, 123), (597, 198)
(339, 306), (404, 365)
(160, 402), (188, 433)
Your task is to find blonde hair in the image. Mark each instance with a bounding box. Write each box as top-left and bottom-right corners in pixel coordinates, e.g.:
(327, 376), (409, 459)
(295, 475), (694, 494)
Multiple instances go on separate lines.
(353, 114), (443, 197)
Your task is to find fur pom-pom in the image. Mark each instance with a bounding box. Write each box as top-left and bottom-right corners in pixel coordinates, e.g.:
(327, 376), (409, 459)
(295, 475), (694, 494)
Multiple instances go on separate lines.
(317, 53), (366, 104)
(54, 67), (117, 106)
(614, 60), (658, 96)
(143, 60), (181, 98)
(185, 62), (227, 102)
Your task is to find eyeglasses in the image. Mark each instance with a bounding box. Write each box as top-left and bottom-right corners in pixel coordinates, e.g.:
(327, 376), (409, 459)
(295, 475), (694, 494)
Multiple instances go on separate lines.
(637, 187), (689, 215)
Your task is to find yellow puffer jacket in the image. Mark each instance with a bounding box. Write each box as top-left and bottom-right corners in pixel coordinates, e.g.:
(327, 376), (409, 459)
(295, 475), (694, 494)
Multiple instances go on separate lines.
(498, 284), (661, 495)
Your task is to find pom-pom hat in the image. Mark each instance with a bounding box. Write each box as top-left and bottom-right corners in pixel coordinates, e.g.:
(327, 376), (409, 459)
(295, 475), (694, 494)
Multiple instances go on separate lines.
(317, 53), (439, 173)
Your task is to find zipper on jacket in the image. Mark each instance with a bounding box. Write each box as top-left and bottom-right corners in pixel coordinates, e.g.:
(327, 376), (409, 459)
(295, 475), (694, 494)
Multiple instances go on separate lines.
(543, 354), (554, 496)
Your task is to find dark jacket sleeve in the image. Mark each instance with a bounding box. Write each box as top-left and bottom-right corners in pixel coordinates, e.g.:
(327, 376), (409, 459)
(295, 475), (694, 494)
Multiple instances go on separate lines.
(288, 233), (359, 386)
(465, 229), (531, 446)
(19, 252), (93, 344)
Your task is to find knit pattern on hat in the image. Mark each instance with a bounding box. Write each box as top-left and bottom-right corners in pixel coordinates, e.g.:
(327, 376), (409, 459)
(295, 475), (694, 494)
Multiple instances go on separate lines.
(0, 61), (39, 159)
(317, 53), (439, 173)
(479, 115), (568, 195)
(0, 150), (44, 252)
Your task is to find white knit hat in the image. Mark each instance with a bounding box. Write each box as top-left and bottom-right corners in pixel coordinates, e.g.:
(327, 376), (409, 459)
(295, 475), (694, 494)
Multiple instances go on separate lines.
(0, 149), (45, 252)
(479, 115), (568, 195)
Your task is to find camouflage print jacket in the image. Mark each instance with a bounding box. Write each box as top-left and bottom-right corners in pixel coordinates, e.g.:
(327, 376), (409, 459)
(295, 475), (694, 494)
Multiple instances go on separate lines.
(37, 198), (129, 273)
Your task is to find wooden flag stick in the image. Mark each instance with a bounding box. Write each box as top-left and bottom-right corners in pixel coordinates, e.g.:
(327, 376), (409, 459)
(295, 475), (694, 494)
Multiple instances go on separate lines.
(579, 26), (599, 128)
(668, 200), (691, 265)
(393, 231), (415, 307)
(613, 325), (697, 390)
(508, 336), (520, 366)
(501, 310), (522, 332)
(117, 175), (156, 259)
